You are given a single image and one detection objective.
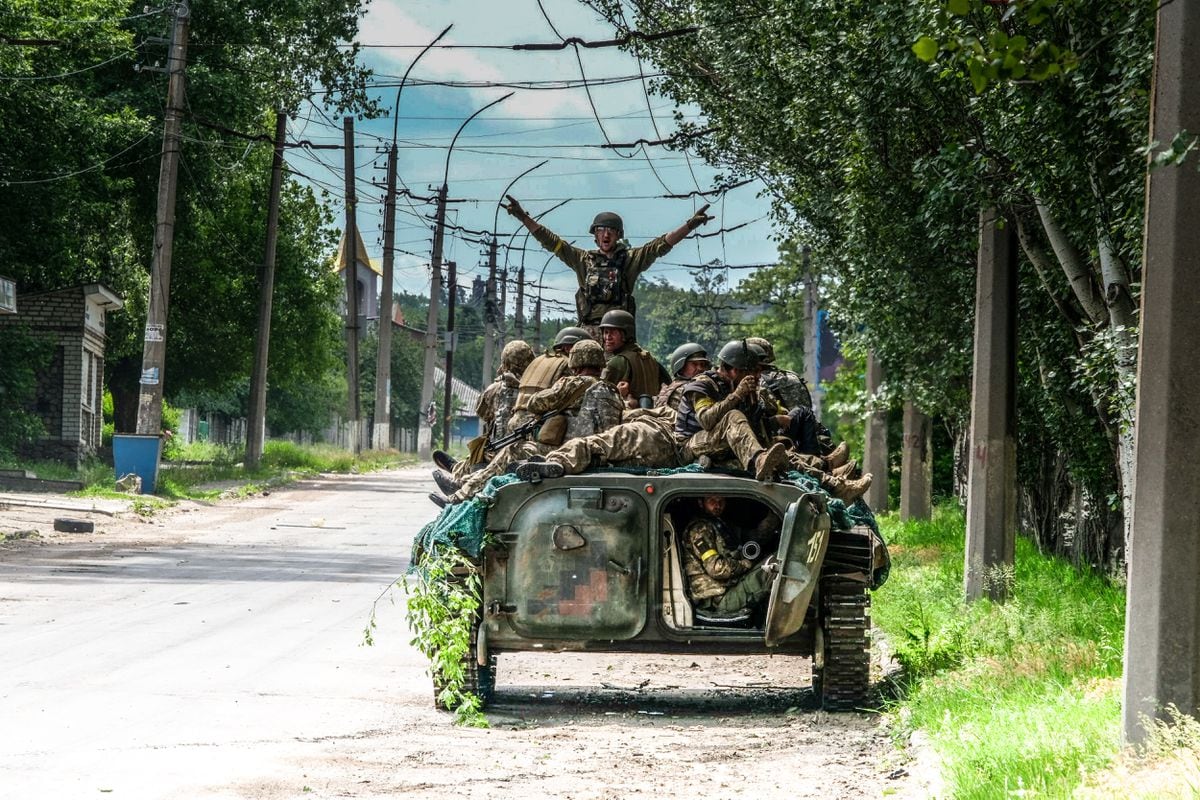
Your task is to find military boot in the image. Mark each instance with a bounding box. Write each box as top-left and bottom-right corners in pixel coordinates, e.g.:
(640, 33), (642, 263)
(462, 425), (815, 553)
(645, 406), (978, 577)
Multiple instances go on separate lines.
(824, 472), (872, 504)
(832, 460), (858, 478)
(825, 441), (850, 469)
(751, 442), (789, 482)
(432, 469), (462, 496)
(514, 460), (565, 483)
(433, 449), (457, 472)
(788, 452), (825, 473)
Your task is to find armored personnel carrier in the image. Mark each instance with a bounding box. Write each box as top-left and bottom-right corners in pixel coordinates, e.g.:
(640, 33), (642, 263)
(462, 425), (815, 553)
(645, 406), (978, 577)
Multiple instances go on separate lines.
(414, 469), (888, 712)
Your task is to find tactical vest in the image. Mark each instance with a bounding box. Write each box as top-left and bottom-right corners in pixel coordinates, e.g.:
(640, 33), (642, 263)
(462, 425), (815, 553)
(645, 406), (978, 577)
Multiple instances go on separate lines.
(491, 376), (519, 439)
(565, 381), (623, 440)
(607, 343), (666, 401)
(655, 378), (689, 415)
(675, 370), (729, 438)
(576, 247), (630, 324)
(512, 352), (571, 425)
(761, 367), (813, 411)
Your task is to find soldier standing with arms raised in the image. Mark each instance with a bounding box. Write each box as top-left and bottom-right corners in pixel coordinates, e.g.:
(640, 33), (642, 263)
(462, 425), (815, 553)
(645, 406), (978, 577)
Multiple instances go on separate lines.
(501, 197), (714, 334)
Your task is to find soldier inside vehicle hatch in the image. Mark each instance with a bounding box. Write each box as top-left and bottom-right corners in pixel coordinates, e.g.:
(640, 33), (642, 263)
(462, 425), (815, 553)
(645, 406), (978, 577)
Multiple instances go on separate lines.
(681, 495), (779, 617)
(501, 196), (714, 330)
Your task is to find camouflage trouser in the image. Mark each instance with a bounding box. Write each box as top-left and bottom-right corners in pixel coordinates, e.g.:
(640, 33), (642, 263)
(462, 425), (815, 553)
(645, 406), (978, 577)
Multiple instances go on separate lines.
(680, 409), (765, 471)
(701, 566), (772, 614)
(448, 440), (549, 503)
(547, 417), (680, 474)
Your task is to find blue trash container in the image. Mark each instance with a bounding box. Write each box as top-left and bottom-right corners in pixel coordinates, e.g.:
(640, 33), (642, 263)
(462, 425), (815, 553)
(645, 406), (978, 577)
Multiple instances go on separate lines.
(112, 434), (163, 495)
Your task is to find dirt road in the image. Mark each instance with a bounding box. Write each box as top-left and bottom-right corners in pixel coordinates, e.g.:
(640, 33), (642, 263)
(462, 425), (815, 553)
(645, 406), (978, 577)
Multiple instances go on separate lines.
(0, 466), (928, 799)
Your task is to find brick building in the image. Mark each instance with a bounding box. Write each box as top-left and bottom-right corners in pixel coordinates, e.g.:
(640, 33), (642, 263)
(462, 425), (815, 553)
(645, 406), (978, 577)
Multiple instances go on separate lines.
(0, 284), (123, 464)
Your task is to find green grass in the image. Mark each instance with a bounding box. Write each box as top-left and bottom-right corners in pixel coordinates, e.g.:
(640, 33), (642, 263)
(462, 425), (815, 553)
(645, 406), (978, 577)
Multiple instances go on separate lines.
(873, 505), (1128, 798)
(8, 440), (417, 504)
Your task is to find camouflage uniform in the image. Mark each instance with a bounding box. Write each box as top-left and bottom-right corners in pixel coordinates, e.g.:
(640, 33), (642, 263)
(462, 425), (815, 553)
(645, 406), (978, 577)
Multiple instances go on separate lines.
(447, 375), (622, 503)
(760, 366), (814, 411)
(681, 514), (772, 613)
(531, 226), (673, 326)
(547, 407), (680, 474)
(601, 340), (670, 404)
(450, 371), (522, 480)
(675, 370), (771, 471)
(510, 350), (571, 429)
(655, 377), (689, 416)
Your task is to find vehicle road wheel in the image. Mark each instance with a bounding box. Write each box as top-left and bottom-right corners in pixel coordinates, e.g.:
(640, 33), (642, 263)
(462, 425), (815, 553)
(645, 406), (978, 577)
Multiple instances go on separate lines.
(432, 619), (495, 711)
(817, 577), (871, 711)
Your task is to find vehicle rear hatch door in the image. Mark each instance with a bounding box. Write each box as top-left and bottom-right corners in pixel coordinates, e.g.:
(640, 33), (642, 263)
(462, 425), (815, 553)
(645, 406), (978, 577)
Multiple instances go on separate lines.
(764, 494), (830, 647)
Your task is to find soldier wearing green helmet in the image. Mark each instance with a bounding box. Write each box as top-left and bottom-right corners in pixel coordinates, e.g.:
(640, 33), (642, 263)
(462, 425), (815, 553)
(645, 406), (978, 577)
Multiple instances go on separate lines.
(597, 309), (670, 409)
(501, 195), (715, 327)
(655, 342), (710, 414)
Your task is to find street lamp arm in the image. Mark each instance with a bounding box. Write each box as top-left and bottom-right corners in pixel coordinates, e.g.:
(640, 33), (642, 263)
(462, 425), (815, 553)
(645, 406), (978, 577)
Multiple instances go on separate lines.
(493, 159), (549, 237)
(442, 92), (514, 188)
(392, 24), (452, 145)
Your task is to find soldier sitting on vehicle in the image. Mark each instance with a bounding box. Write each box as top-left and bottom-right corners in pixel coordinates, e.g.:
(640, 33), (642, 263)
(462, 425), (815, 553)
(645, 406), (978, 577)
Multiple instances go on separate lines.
(434, 339), (534, 481)
(431, 339), (622, 506)
(506, 326), (592, 431)
(520, 341), (706, 478)
(655, 342), (710, 413)
(502, 196), (714, 332)
(682, 495), (778, 616)
(597, 310), (670, 410)
(675, 339), (791, 482)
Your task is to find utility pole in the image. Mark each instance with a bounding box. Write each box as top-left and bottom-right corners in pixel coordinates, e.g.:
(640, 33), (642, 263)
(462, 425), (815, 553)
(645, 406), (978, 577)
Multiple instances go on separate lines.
(373, 144), (397, 451)
(135, 0), (190, 435)
(534, 295), (542, 349)
(514, 264), (526, 339)
(481, 238), (497, 386)
(497, 266), (509, 351)
(342, 117), (361, 451)
(418, 183), (448, 459)
(245, 110), (287, 469)
(801, 245), (821, 419)
(442, 261), (457, 449)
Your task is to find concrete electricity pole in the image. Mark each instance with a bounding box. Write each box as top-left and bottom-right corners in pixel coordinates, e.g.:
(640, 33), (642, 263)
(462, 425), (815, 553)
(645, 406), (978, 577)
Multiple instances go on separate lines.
(801, 245), (821, 419)
(419, 92), (512, 459)
(481, 238), (498, 387)
(342, 116), (361, 451)
(378, 25), (448, 453)
(373, 144), (397, 451)
(135, 0), (190, 435)
(245, 110), (288, 469)
(418, 184), (448, 459)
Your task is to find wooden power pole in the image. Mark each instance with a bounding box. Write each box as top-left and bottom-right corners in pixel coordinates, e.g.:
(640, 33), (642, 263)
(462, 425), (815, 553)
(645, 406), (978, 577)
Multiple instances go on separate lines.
(442, 261), (457, 449)
(374, 144), (398, 450)
(135, 0), (190, 435)
(418, 184), (447, 459)
(245, 110), (288, 469)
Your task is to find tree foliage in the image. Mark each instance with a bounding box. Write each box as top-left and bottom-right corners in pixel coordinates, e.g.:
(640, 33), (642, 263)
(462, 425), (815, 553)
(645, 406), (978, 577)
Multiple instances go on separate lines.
(586, 0), (1154, 565)
(0, 0), (375, 435)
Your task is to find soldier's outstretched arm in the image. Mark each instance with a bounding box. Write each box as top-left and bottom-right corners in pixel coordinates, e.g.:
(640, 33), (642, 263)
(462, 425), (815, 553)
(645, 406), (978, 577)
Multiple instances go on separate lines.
(502, 195), (542, 235)
(664, 203), (714, 247)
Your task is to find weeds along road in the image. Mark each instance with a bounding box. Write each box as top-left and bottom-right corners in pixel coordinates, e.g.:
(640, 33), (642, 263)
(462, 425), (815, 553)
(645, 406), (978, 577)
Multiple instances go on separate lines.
(0, 465), (918, 800)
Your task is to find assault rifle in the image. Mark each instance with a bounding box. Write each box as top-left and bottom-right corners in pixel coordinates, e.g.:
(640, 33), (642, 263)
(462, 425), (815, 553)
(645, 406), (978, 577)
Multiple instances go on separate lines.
(483, 410), (564, 453)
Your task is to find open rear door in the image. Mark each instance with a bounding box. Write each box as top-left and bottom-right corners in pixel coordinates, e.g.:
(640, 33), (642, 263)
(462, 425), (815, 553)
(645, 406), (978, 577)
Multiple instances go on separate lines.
(763, 494), (831, 647)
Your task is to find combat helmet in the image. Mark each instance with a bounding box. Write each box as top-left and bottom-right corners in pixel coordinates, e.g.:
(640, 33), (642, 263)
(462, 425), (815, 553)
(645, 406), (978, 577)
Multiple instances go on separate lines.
(745, 336), (776, 364)
(500, 339), (535, 376)
(589, 211), (624, 234)
(717, 339), (759, 370)
(568, 339), (606, 370)
(553, 326), (592, 350)
(598, 309), (636, 341)
(668, 342), (709, 377)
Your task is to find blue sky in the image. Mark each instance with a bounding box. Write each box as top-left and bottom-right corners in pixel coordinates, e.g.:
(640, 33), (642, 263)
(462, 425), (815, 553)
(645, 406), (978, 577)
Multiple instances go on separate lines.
(288, 0), (779, 320)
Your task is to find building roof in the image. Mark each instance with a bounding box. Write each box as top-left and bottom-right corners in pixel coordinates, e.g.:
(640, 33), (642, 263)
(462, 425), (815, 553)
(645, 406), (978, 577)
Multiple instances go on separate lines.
(434, 366), (480, 418)
(334, 227), (381, 276)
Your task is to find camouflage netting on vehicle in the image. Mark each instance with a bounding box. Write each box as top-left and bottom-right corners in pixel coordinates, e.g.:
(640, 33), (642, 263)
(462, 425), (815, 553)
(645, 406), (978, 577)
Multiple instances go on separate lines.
(409, 464), (881, 571)
(409, 474), (523, 570)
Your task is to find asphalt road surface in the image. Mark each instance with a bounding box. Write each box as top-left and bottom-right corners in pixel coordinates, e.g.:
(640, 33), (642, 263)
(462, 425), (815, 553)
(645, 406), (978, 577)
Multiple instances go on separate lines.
(0, 466), (929, 800)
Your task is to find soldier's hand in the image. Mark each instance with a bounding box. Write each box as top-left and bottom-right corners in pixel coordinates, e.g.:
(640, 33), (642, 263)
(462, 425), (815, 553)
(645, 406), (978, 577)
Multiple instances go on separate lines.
(503, 194), (527, 219)
(735, 375), (758, 398)
(686, 203), (714, 231)
(616, 380), (631, 398)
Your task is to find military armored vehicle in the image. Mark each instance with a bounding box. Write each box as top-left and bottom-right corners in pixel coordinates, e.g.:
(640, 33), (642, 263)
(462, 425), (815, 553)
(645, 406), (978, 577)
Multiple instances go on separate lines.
(416, 469), (887, 712)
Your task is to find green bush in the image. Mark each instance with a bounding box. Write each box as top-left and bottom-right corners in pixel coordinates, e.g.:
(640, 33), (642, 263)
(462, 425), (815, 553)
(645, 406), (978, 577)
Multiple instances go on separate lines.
(0, 326), (51, 456)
